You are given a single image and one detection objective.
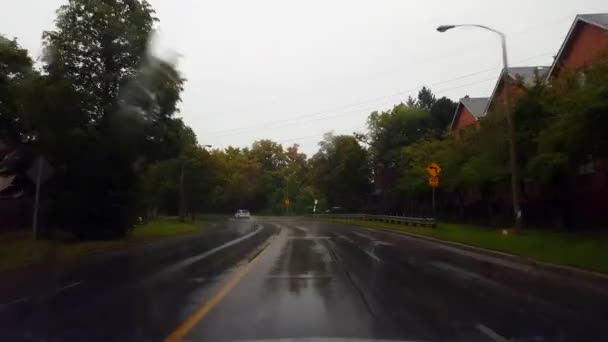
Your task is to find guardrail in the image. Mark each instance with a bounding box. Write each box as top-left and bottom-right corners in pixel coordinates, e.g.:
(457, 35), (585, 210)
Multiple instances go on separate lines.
(313, 213), (436, 228)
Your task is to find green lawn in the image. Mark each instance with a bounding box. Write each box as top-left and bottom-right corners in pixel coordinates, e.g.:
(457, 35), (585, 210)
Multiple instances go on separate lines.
(131, 217), (202, 239)
(329, 218), (608, 274)
(0, 217), (206, 273)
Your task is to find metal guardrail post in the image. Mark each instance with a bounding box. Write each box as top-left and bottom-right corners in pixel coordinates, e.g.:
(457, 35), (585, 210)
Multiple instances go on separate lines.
(313, 212), (437, 228)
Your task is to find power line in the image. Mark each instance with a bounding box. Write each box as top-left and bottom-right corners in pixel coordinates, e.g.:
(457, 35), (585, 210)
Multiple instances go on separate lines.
(204, 15), (571, 119)
(208, 50), (552, 138)
(230, 78), (502, 148)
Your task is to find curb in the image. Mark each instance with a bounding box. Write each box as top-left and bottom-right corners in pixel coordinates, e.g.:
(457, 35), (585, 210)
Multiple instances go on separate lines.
(320, 218), (608, 293)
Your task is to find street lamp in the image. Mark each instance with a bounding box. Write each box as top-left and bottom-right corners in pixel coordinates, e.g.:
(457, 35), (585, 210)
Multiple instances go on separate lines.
(437, 24), (522, 229)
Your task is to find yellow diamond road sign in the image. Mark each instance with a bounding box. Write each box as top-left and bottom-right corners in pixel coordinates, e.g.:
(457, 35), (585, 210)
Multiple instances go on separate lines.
(426, 162), (442, 177)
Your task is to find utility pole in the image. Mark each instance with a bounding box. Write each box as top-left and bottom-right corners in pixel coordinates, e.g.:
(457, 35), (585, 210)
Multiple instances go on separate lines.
(432, 186), (436, 219)
(32, 158), (43, 240)
(285, 176), (289, 216)
(178, 145), (211, 223)
(178, 160), (185, 222)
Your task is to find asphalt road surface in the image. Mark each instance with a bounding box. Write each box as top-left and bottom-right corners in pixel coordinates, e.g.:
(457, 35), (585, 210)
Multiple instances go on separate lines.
(1, 217), (607, 341)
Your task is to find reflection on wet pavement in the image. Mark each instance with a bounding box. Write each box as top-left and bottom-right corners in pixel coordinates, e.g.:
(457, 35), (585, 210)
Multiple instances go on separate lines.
(187, 224), (380, 341)
(5, 217), (608, 341)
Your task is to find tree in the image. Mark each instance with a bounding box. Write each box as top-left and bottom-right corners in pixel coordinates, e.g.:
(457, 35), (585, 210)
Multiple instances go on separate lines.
(311, 133), (370, 211)
(32, 0), (185, 237)
(250, 139), (286, 172)
(529, 60), (608, 179)
(429, 97), (457, 134)
(405, 96), (417, 108)
(124, 56), (187, 162)
(43, 0), (157, 123)
(0, 36), (35, 142)
(367, 104), (431, 164)
(417, 86), (436, 110)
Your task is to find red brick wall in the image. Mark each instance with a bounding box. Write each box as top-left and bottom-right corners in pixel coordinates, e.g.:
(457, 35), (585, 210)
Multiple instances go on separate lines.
(569, 159), (608, 225)
(453, 106), (478, 140)
(554, 22), (608, 225)
(553, 22), (608, 77)
(487, 78), (525, 115)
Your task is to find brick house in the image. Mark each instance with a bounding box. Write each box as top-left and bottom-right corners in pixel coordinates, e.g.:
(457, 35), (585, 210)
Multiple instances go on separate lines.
(444, 13), (608, 226)
(449, 97), (489, 139)
(449, 67), (549, 139)
(545, 13), (608, 226)
(485, 66), (550, 116)
(546, 13), (608, 79)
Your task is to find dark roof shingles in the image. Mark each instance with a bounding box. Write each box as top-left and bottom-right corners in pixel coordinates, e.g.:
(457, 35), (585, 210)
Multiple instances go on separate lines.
(460, 97), (489, 119)
(507, 66), (550, 86)
(578, 13), (608, 30)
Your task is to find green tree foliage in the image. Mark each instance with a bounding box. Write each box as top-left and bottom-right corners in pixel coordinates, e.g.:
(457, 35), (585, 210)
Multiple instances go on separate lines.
(0, 0), (189, 237)
(250, 139), (286, 172)
(0, 36), (35, 142)
(311, 133), (370, 211)
(367, 87), (456, 166)
(367, 103), (430, 164)
(43, 0), (157, 122)
(4, 0), (607, 232)
(429, 97), (457, 134)
(530, 61), (608, 180)
(417, 86), (436, 110)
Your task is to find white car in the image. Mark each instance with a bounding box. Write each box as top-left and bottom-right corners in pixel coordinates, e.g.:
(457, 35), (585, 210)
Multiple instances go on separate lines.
(234, 209), (251, 219)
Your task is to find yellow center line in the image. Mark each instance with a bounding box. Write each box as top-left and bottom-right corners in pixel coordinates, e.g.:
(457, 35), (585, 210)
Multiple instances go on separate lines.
(164, 243), (269, 342)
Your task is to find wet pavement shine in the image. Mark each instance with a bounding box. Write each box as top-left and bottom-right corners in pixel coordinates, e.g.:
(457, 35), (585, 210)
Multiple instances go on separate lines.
(1, 217), (608, 341)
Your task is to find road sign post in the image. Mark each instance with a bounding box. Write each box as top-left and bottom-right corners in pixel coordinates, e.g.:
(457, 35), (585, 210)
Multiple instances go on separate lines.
(32, 158), (42, 240)
(426, 163), (441, 221)
(432, 186), (436, 219)
(27, 156), (53, 240)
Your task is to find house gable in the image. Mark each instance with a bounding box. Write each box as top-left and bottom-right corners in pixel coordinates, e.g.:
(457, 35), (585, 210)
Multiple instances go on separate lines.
(547, 14), (608, 79)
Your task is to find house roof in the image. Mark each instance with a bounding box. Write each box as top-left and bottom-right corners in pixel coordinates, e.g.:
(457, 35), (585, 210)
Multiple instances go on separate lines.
(547, 13), (608, 79)
(484, 66), (550, 115)
(506, 66), (550, 86)
(461, 97), (489, 118)
(579, 13), (608, 30)
(449, 97), (489, 130)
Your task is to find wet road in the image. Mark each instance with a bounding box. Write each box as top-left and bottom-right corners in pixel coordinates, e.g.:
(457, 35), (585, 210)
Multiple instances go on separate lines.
(2, 217), (608, 341)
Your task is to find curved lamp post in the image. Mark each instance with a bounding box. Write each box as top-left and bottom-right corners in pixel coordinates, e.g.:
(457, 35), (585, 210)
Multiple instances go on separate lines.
(437, 24), (522, 229)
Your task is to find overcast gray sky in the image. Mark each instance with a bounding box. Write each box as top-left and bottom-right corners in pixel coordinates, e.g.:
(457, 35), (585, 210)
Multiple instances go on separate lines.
(4, 0), (608, 155)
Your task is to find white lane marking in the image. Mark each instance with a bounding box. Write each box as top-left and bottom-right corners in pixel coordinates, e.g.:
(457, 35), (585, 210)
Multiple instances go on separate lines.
(431, 261), (500, 286)
(294, 225), (309, 233)
(477, 323), (510, 342)
(364, 250), (382, 263)
(353, 232), (371, 239)
(373, 240), (392, 247)
(267, 275), (333, 279)
(145, 225), (265, 281)
(288, 236), (331, 240)
(1, 297), (29, 308)
(356, 225), (541, 274)
(55, 281), (82, 293)
(336, 233), (382, 262)
(335, 233), (355, 243)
